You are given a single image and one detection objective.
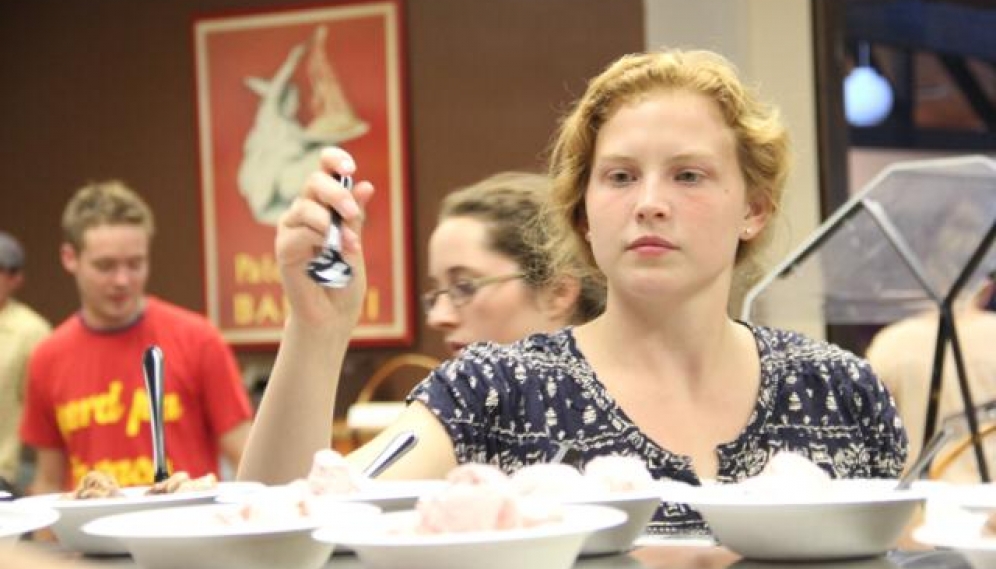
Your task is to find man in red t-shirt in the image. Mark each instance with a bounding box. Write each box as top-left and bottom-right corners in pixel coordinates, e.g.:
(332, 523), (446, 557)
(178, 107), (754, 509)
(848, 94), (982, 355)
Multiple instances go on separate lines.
(20, 181), (253, 493)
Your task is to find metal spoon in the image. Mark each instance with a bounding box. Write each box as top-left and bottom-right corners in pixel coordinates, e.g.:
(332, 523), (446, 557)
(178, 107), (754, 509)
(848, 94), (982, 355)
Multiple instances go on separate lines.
(549, 441), (584, 469)
(142, 345), (170, 484)
(896, 427), (954, 490)
(362, 430), (417, 478)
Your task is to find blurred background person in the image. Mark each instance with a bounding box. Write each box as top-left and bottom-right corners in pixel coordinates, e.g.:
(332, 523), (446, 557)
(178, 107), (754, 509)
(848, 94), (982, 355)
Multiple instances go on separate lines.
(339, 172), (604, 444)
(19, 181), (253, 495)
(424, 171), (604, 356)
(0, 231), (51, 493)
(866, 270), (996, 482)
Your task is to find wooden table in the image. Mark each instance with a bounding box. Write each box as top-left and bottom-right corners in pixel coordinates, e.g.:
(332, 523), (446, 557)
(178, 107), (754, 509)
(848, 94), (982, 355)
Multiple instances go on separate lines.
(7, 541), (972, 569)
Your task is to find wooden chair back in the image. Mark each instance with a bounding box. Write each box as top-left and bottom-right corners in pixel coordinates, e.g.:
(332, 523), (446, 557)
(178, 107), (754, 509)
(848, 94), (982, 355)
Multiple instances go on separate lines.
(355, 353), (441, 404)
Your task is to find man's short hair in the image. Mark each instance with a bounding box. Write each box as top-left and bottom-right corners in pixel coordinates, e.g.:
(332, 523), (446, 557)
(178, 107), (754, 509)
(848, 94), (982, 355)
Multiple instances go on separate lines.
(62, 181), (155, 251)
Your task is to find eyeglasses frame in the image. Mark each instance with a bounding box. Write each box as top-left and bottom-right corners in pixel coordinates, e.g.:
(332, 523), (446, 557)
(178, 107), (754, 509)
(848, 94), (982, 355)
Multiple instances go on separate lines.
(421, 272), (526, 313)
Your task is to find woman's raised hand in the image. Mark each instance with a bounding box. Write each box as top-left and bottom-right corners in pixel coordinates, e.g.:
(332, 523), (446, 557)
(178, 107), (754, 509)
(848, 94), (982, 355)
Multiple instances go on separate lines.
(275, 147), (375, 330)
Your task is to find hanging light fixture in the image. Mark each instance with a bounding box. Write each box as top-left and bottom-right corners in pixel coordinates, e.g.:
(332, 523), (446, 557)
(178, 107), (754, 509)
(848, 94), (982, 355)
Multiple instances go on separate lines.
(844, 42), (894, 127)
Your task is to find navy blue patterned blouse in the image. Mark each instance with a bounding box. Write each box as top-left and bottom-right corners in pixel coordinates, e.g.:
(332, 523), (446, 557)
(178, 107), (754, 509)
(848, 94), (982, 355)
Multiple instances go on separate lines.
(407, 324), (908, 536)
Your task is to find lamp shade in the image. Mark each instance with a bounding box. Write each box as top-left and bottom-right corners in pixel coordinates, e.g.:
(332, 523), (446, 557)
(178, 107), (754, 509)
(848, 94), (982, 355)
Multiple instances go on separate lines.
(844, 66), (894, 127)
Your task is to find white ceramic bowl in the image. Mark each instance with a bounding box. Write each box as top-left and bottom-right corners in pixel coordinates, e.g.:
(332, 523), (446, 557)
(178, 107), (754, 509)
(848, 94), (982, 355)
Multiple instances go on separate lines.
(941, 481), (996, 514)
(83, 501), (380, 569)
(216, 479), (446, 513)
(562, 488), (659, 555)
(16, 481), (260, 554)
(0, 502), (60, 546)
(913, 502), (996, 569)
(914, 520), (996, 569)
(313, 503), (626, 569)
(671, 479), (925, 561)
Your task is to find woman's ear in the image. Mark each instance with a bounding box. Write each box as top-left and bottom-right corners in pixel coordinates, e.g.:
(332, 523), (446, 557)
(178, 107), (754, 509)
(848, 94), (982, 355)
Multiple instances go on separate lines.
(740, 196), (771, 241)
(539, 275), (582, 324)
(579, 222), (591, 242)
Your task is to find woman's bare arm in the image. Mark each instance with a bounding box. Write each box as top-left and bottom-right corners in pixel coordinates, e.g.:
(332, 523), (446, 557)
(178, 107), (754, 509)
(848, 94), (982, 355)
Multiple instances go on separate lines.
(237, 148), (369, 483)
(345, 401), (458, 479)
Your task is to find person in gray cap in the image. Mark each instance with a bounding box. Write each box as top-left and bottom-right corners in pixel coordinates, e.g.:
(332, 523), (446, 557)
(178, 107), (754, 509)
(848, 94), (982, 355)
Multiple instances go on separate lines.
(0, 231), (51, 490)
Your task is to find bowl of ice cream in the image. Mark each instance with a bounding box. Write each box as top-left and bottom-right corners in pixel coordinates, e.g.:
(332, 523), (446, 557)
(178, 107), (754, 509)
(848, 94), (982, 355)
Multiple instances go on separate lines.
(512, 456), (661, 555)
(315, 505), (624, 569)
(0, 502), (59, 547)
(678, 479), (923, 560)
(313, 463), (626, 569)
(16, 471), (260, 554)
(565, 489), (660, 555)
(84, 498), (379, 569)
(913, 490), (996, 569)
(218, 449), (445, 513)
(670, 453), (925, 561)
(942, 481), (996, 515)
(914, 520), (996, 569)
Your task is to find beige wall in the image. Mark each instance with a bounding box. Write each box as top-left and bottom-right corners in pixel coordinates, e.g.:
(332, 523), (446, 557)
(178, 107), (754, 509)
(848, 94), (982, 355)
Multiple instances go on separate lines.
(644, 0), (825, 338)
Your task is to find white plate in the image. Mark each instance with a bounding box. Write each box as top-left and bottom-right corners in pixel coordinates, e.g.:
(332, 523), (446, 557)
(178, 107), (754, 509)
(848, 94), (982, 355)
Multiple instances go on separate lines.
(561, 487), (661, 555)
(84, 501), (379, 569)
(913, 518), (996, 569)
(217, 479), (446, 513)
(667, 479), (925, 561)
(941, 482), (996, 515)
(0, 502), (60, 546)
(16, 481), (260, 554)
(313, 503), (627, 569)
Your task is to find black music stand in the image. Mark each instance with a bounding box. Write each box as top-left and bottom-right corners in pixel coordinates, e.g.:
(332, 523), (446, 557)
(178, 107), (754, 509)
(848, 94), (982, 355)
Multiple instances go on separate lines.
(741, 155), (996, 482)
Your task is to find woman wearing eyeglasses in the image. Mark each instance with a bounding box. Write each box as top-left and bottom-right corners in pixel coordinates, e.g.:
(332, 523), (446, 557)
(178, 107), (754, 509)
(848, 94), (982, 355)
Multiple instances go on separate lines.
(424, 172), (603, 355)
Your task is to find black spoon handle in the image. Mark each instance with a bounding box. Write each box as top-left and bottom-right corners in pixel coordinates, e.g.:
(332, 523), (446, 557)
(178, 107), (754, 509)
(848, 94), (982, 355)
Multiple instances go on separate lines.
(142, 345), (169, 483)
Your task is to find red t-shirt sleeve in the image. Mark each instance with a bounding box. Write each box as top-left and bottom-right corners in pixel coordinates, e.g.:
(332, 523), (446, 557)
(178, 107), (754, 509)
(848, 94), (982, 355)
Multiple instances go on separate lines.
(195, 326), (253, 437)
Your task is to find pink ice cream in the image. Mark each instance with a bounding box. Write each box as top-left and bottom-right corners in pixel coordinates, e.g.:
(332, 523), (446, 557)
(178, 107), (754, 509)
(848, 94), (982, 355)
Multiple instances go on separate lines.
(414, 464), (563, 534)
(739, 451), (831, 494)
(216, 449), (369, 526)
(305, 449), (368, 495)
(216, 493), (315, 526)
(416, 464), (522, 533)
(511, 463), (599, 499)
(407, 455), (659, 536)
(584, 455), (654, 493)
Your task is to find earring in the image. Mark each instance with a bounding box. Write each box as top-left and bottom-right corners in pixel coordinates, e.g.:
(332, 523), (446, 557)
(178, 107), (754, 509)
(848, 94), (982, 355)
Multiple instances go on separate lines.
(742, 228), (752, 237)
